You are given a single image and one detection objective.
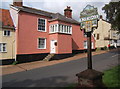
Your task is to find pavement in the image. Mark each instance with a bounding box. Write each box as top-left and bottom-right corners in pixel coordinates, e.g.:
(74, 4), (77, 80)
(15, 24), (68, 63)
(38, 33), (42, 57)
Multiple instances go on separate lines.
(0, 49), (111, 76)
(2, 49), (119, 87)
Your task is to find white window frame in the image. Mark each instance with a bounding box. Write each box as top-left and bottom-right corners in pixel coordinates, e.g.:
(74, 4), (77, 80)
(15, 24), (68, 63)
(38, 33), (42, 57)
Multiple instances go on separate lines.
(38, 38), (46, 49)
(49, 24), (72, 34)
(37, 18), (47, 32)
(3, 30), (11, 36)
(0, 43), (7, 53)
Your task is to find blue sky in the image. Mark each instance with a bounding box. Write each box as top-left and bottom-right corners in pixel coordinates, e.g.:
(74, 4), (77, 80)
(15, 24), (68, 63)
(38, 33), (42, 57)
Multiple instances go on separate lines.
(1, 0), (112, 21)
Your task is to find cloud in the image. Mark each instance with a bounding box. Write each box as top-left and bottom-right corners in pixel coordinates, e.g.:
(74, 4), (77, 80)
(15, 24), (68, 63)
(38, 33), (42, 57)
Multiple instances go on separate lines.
(1, 0), (112, 21)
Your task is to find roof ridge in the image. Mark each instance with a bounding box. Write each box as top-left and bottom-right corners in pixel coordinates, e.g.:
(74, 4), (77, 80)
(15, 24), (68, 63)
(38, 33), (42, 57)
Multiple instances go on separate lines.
(0, 8), (9, 11)
(22, 6), (55, 14)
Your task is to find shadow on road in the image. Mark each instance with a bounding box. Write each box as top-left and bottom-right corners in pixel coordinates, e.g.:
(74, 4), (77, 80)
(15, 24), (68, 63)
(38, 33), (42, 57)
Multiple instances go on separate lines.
(2, 76), (74, 87)
(109, 48), (120, 54)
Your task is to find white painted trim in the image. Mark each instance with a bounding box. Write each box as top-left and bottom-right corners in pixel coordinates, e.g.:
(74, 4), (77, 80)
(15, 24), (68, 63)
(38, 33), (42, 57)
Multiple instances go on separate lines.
(10, 5), (19, 11)
(49, 24), (72, 34)
(37, 18), (47, 32)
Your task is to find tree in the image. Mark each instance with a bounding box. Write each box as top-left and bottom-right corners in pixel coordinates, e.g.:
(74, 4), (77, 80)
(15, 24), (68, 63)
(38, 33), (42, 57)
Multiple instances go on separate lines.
(102, 1), (120, 32)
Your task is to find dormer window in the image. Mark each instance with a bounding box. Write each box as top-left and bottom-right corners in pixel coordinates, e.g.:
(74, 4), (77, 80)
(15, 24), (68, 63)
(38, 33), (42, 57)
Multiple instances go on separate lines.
(38, 18), (46, 32)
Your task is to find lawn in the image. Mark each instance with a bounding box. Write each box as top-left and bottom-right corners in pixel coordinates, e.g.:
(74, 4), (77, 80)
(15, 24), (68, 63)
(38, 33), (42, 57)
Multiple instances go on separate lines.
(103, 65), (120, 87)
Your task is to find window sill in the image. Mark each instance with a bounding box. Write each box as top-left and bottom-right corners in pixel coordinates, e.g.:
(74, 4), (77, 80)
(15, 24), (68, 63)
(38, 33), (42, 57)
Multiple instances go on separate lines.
(0, 51), (7, 53)
(38, 48), (46, 50)
(49, 32), (72, 35)
(3, 35), (11, 37)
(38, 30), (46, 32)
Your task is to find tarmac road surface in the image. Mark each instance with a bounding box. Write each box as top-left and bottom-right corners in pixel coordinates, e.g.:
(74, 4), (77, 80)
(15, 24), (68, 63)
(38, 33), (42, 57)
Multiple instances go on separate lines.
(1, 49), (119, 87)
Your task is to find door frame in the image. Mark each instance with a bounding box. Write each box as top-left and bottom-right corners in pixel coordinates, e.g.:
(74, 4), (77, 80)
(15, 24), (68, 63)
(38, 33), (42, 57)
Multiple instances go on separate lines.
(50, 40), (57, 53)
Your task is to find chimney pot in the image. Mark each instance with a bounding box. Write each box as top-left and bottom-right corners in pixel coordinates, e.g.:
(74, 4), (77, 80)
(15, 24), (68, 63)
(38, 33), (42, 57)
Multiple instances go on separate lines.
(100, 15), (103, 19)
(64, 6), (72, 18)
(13, 0), (23, 7)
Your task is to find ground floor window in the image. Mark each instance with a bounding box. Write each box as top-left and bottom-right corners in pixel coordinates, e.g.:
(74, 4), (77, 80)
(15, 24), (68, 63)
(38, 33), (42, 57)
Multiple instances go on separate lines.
(0, 43), (7, 52)
(84, 41), (87, 49)
(84, 41), (94, 49)
(38, 38), (46, 49)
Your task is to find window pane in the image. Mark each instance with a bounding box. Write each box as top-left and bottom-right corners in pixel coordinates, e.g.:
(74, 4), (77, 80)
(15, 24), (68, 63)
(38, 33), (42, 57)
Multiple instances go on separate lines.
(4, 31), (6, 36)
(38, 38), (46, 49)
(38, 18), (45, 31)
(8, 31), (10, 36)
(3, 43), (6, 52)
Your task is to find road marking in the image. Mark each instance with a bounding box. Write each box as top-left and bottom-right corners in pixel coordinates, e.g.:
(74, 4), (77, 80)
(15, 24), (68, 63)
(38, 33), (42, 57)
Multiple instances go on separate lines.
(112, 54), (120, 57)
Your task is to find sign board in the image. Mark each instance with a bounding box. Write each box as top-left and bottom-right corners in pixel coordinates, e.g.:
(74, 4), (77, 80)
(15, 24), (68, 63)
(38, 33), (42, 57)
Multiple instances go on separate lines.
(80, 5), (99, 32)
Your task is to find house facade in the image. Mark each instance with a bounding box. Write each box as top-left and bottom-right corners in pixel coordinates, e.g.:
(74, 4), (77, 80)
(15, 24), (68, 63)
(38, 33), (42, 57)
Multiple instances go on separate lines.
(0, 9), (15, 63)
(93, 15), (120, 48)
(8, 1), (95, 62)
(109, 29), (120, 47)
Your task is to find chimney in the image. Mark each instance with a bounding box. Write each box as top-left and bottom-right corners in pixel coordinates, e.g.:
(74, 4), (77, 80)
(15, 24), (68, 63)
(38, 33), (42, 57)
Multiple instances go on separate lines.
(13, 0), (23, 7)
(64, 6), (72, 18)
(100, 15), (103, 19)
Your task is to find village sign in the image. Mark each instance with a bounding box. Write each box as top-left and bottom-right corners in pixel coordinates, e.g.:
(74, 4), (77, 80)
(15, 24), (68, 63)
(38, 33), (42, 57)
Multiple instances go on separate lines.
(80, 5), (99, 32)
(80, 4), (99, 69)
(77, 5), (105, 87)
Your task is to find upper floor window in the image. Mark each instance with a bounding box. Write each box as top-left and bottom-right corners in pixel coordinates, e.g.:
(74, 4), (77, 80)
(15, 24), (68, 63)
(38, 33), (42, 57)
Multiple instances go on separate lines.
(38, 18), (46, 32)
(3, 30), (10, 36)
(97, 34), (99, 40)
(50, 24), (72, 34)
(38, 38), (46, 49)
(0, 43), (7, 52)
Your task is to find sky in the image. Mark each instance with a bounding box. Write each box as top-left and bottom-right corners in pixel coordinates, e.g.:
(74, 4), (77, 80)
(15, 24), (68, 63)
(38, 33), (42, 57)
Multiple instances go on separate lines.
(0, 0), (113, 21)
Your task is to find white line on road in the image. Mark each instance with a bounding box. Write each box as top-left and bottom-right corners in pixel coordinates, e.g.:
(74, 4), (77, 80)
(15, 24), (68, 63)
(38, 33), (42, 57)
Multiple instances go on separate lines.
(111, 54), (120, 57)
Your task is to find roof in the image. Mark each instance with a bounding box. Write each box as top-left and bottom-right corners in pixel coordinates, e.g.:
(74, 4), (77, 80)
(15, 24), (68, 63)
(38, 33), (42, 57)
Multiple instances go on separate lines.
(0, 8), (15, 29)
(11, 5), (80, 25)
(50, 13), (80, 25)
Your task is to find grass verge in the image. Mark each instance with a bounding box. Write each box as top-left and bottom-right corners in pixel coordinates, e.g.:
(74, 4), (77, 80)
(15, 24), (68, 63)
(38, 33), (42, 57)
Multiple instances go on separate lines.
(12, 61), (18, 65)
(103, 65), (120, 87)
(65, 65), (120, 89)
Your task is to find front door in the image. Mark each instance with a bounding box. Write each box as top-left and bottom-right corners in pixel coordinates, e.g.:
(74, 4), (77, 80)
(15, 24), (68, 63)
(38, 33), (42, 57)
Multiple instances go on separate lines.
(50, 40), (57, 53)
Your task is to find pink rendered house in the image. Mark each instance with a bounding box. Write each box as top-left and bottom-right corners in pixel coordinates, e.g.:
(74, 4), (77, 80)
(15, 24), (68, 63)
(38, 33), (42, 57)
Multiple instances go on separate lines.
(10, 1), (95, 63)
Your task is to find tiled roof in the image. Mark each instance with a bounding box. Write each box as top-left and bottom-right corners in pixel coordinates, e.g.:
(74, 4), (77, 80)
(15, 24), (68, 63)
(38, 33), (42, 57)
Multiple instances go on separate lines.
(0, 9), (14, 28)
(50, 13), (80, 25)
(11, 5), (80, 25)
(11, 5), (53, 17)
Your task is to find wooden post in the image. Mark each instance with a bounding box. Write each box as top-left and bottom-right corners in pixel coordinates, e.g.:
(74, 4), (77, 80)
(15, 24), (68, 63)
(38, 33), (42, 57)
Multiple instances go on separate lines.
(87, 32), (92, 69)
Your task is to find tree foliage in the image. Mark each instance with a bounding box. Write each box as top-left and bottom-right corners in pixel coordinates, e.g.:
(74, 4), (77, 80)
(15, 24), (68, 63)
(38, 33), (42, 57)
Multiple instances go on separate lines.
(102, 1), (120, 31)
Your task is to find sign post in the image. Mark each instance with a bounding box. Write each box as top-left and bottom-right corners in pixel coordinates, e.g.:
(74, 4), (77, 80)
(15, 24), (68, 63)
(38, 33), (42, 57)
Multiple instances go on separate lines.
(87, 32), (92, 69)
(76, 5), (105, 88)
(79, 5), (99, 70)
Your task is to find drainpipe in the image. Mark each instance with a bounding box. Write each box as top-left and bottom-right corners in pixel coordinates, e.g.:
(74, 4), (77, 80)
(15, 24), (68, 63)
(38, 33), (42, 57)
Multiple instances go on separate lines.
(12, 40), (15, 60)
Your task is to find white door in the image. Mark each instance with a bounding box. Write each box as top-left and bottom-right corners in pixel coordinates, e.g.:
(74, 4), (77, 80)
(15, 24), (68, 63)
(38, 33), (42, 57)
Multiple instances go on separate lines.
(50, 40), (57, 53)
(92, 42), (94, 49)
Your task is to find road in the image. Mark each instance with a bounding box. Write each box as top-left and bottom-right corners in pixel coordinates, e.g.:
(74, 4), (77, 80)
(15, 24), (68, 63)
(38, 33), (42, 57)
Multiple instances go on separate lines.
(1, 49), (119, 87)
